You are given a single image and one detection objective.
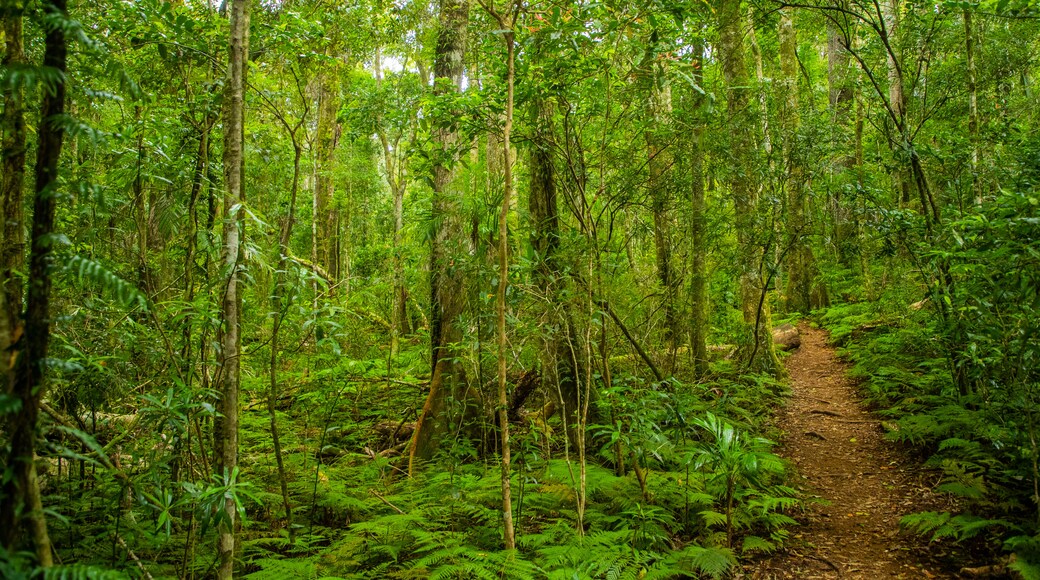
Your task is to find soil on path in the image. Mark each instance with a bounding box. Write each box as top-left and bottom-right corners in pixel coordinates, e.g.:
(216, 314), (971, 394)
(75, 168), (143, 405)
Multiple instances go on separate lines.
(749, 323), (964, 579)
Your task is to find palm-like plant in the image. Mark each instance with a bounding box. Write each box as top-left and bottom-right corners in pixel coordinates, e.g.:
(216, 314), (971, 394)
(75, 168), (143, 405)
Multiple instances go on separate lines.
(689, 413), (785, 548)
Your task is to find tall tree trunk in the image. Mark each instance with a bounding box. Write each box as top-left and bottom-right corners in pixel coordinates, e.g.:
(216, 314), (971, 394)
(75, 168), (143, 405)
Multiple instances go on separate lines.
(717, 0), (782, 376)
(374, 49), (411, 356)
(688, 38), (709, 378)
(314, 69), (340, 280)
(826, 11), (856, 266)
(1, 1), (27, 348)
(641, 39), (678, 353)
(493, 21), (516, 552)
(747, 6), (771, 156)
(0, 0), (67, 564)
(779, 9), (827, 313)
(409, 0), (473, 471)
(269, 141), (301, 545)
(964, 9), (981, 205)
(882, 0), (912, 207)
(216, 0), (248, 576)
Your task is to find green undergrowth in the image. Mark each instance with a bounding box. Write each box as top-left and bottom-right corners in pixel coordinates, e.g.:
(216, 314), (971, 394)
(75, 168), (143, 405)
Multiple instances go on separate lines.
(28, 345), (802, 579)
(817, 233), (1040, 578)
(231, 367), (799, 579)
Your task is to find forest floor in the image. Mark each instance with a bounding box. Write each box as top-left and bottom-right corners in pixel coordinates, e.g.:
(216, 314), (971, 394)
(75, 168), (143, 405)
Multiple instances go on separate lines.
(747, 323), (974, 579)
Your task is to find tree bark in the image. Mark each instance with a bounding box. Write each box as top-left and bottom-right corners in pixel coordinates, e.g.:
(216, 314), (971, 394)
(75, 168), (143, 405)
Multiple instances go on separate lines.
(688, 38), (709, 378)
(1, 1), (26, 347)
(216, 0), (248, 575)
(882, 0), (912, 207)
(964, 9), (981, 205)
(374, 49), (412, 356)
(493, 18), (517, 551)
(826, 8), (856, 265)
(314, 68), (340, 280)
(779, 9), (827, 314)
(0, 0), (67, 565)
(717, 0), (782, 376)
(409, 0), (473, 471)
(641, 39), (678, 351)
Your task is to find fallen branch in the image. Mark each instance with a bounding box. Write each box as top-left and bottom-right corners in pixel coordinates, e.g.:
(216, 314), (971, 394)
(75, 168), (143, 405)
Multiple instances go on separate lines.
(809, 409), (843, 417)
(597, 300), (663, 382)
(288, 253), (332, 284)
(369, 489), (405, 514)
(116, 534), (154, 580)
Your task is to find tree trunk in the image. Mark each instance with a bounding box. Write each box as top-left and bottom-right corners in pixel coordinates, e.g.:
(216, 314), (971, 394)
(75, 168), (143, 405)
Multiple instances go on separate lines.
(374, 49), (411, 356)
(717, 0), (782, 376)
(269, 141), (301, 545)
(964, 9), (981, 205)
(216, 0), (248, 576)
(314, 69), (340, 281)
(409, 0), (473, 471)
(0, 0), (67, 564)
(882, 0), (912, 207)
(494, 22), (516, 552)
(779, 9), (827, 314)
(1, 2), (27, 347)
(688, 39), (709, 378)
(641, 41), (678, 351)
(826, 11), (856, 266)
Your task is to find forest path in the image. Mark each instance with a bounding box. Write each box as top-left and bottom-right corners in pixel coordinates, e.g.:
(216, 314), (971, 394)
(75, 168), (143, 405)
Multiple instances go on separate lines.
(749, 323), (958, 579)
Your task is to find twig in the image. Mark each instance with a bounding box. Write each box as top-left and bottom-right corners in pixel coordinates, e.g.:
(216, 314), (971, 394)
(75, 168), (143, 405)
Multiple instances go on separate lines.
(810, 408), (843, 417)
(808, 554), (843, 576)
(369, 489), (405, 514)
(833, 419), (880, 424)
(115, 535), (154, 580)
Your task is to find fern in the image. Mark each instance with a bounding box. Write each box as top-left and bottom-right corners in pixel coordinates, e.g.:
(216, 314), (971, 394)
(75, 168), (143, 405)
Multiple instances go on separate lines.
(62, 254), (147, 309)
(42, 565), (130, 580)
(665, 544), (735, 579)
(901, 511), (1013, 542)
(243, 557), (316, 580)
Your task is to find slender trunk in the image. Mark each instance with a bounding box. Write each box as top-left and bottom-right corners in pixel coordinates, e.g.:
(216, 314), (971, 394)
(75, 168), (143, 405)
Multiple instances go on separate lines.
(642, 44), (678, 354)
(132, 105), (151, 295)
(964, 9), (981, 205)
(216, 0), (248, 576)
(269, 142), (302, 544)
(0, 0), (67, 564)
(717, 0), (782, 376)
(688, 39), (708, 378)
(883, 0), (912, 207)
(827, 11), (856, 265)
(779, 9), (827, 313)
(409, 0), (472, 471)
(747, 7), (771, 156)
(374, 50), (411, 355)
(315, 69), (340, 280)
(182, 121), (211, 368)
(495, 27), (516, 552)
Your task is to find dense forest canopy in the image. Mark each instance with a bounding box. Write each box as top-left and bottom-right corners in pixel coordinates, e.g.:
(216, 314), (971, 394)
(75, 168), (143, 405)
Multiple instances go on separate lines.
(1, 0), (1039, 577)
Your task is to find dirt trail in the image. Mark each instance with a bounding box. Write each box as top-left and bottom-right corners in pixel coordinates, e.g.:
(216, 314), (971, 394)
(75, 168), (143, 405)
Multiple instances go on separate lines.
(750, 323), (960, 579)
